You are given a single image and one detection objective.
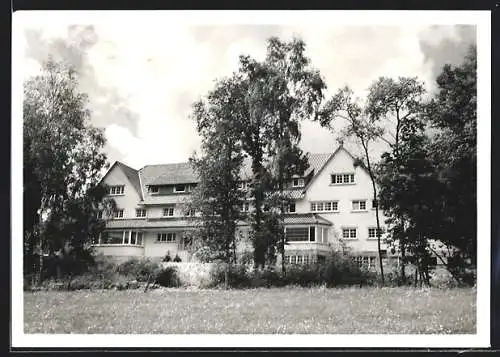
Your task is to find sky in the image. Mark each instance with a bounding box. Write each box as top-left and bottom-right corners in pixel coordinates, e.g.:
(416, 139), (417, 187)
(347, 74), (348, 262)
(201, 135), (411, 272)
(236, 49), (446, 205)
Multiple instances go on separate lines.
(19, 12), (477, 170)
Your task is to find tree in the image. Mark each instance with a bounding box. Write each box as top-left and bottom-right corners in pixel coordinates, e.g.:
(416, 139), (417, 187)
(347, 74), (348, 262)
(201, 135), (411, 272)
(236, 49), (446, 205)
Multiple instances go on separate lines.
(377, 127), (442, 286)
(317, 86), (386, 284)
(424, 45), (477, 271)
(188, 75), (247, 264)
(237, 37), (326, 269)
(365, 76), (426, 284)
(23, 57), (111, 283)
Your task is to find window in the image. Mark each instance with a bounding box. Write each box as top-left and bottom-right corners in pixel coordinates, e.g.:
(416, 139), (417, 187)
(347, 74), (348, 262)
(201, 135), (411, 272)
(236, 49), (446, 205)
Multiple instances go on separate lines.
(342, 228), (357, 239)
(368, 227), (385, 239)
(331, 173), (355, 185)
(352, 200), (367, 211)
(157, 232), (176, 242)
(173, 184), (186, 193)
(285, 255), (310, 265)
(184, 208), (196, 217)
(372, 199), (378, 209)
(113, 209), (124, 219)
(310, 201), (339, 212)
(129, 231), (144, 245)
(292, 178), (305, 187)
(353, 256), (376, 269)
(149, 186), (159, 194)
(97, 210), (103, 219)
(285, 226), (317, 242)
(163, 206), (175, 217)
(286, 203), (296, 213)
(109, 185), (125, 195)
(309, 227), (316, 242)
(101, 231), (125, 244)
(136, 209), (147, 218)
(241, 202), (250, 212)
(99, 231), (143, 246)
(285, 227), (309, 242)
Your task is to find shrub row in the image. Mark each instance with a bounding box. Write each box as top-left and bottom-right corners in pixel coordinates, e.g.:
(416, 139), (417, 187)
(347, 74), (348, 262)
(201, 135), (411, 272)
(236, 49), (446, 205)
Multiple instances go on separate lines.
(31, 257), (181, 291)
(207, 257), (378, 289)
(31, 255), (461, 291)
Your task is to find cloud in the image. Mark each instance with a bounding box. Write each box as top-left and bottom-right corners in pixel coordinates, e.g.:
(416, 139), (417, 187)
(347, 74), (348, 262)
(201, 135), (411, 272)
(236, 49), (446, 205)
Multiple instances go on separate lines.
(23, 24), (142, 158)
(418, 25), (476, 80)
(22, 21), (475, 169)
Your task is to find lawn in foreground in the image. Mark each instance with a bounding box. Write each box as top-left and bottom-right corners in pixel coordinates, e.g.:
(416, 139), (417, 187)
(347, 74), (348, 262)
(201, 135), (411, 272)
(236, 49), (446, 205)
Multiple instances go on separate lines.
(24, 287), (475, 334)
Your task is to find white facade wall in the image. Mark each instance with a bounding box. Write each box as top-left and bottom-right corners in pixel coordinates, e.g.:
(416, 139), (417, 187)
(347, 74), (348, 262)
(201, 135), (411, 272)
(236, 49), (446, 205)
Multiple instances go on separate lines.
(295, 148), (388, 253)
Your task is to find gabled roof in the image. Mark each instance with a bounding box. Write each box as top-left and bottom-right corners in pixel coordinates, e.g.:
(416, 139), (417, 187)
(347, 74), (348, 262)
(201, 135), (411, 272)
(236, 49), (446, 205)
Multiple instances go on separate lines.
(302, 145), (369, 192)
(104, 145), (364, 204)
(101, 161), (143, 200)
(117, 162), (143, 200)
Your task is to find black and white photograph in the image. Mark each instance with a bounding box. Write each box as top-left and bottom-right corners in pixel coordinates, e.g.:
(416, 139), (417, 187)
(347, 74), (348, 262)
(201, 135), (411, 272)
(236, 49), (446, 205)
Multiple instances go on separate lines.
(12, 10), (491, 349)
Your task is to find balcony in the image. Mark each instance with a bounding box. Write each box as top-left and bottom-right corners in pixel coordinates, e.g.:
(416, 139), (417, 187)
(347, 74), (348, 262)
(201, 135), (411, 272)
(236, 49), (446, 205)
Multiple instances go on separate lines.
(285, 241), (331, 254)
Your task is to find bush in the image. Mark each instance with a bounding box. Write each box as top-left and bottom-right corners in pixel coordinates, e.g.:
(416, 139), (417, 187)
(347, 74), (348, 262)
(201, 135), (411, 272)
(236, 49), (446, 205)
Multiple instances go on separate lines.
(321, 253), (370, 287)
(209, 262), (251, 288)
(283, 264), (322, 287)
(250, 267), (284, 288)
(155, 266), (181, 287)
(164, 262), (213, 288)
(117, 257), (162, 282)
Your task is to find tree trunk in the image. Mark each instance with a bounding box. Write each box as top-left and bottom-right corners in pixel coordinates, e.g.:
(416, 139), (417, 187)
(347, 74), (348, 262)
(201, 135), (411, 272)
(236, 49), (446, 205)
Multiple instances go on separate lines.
(38, 238), (44, 286)
(400, 239), (406, 285)
(363, 143), (384, 285)
(224, 264), (229, 290)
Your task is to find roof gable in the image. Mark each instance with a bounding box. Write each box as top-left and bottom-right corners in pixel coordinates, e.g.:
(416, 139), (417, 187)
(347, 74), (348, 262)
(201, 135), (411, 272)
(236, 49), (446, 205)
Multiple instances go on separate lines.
(302, 145), (369, 191)
(101, 161), (143, 200)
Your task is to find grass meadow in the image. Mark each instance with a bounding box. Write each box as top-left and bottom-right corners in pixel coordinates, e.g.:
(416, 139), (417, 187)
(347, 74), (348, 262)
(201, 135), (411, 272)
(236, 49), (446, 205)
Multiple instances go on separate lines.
(24, 286), (476, 334)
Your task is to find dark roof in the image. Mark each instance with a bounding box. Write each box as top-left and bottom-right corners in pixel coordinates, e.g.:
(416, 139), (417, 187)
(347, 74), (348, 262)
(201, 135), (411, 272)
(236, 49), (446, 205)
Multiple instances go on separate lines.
(105, 213), (332, 230)
(107, 145), (363, 202)
(142, 162), (198, 186)
(283, 213), (332, 226)
(304, 153), (332, 177)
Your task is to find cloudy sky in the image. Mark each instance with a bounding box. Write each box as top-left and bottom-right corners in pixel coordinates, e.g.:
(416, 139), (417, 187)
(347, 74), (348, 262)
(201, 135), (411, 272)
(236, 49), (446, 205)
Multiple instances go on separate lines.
(18, 11), (477, 170)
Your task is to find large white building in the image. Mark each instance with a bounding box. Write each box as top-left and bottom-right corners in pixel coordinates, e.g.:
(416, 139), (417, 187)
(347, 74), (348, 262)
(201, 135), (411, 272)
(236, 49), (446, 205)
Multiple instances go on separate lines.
(93, 145), (391, 269)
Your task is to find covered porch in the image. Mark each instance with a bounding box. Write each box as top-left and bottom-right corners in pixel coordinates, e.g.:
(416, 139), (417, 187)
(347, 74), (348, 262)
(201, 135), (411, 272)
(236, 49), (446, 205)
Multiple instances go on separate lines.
(282, 213), (333, 264)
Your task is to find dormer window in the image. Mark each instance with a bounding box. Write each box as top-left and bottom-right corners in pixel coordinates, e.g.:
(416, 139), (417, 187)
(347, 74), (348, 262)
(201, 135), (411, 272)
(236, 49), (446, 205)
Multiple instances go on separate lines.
(109, 185), (125, 195)
(149, 186), (159, 194)
(173, 184), (186, 193)
(292, 178), (305, 188)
